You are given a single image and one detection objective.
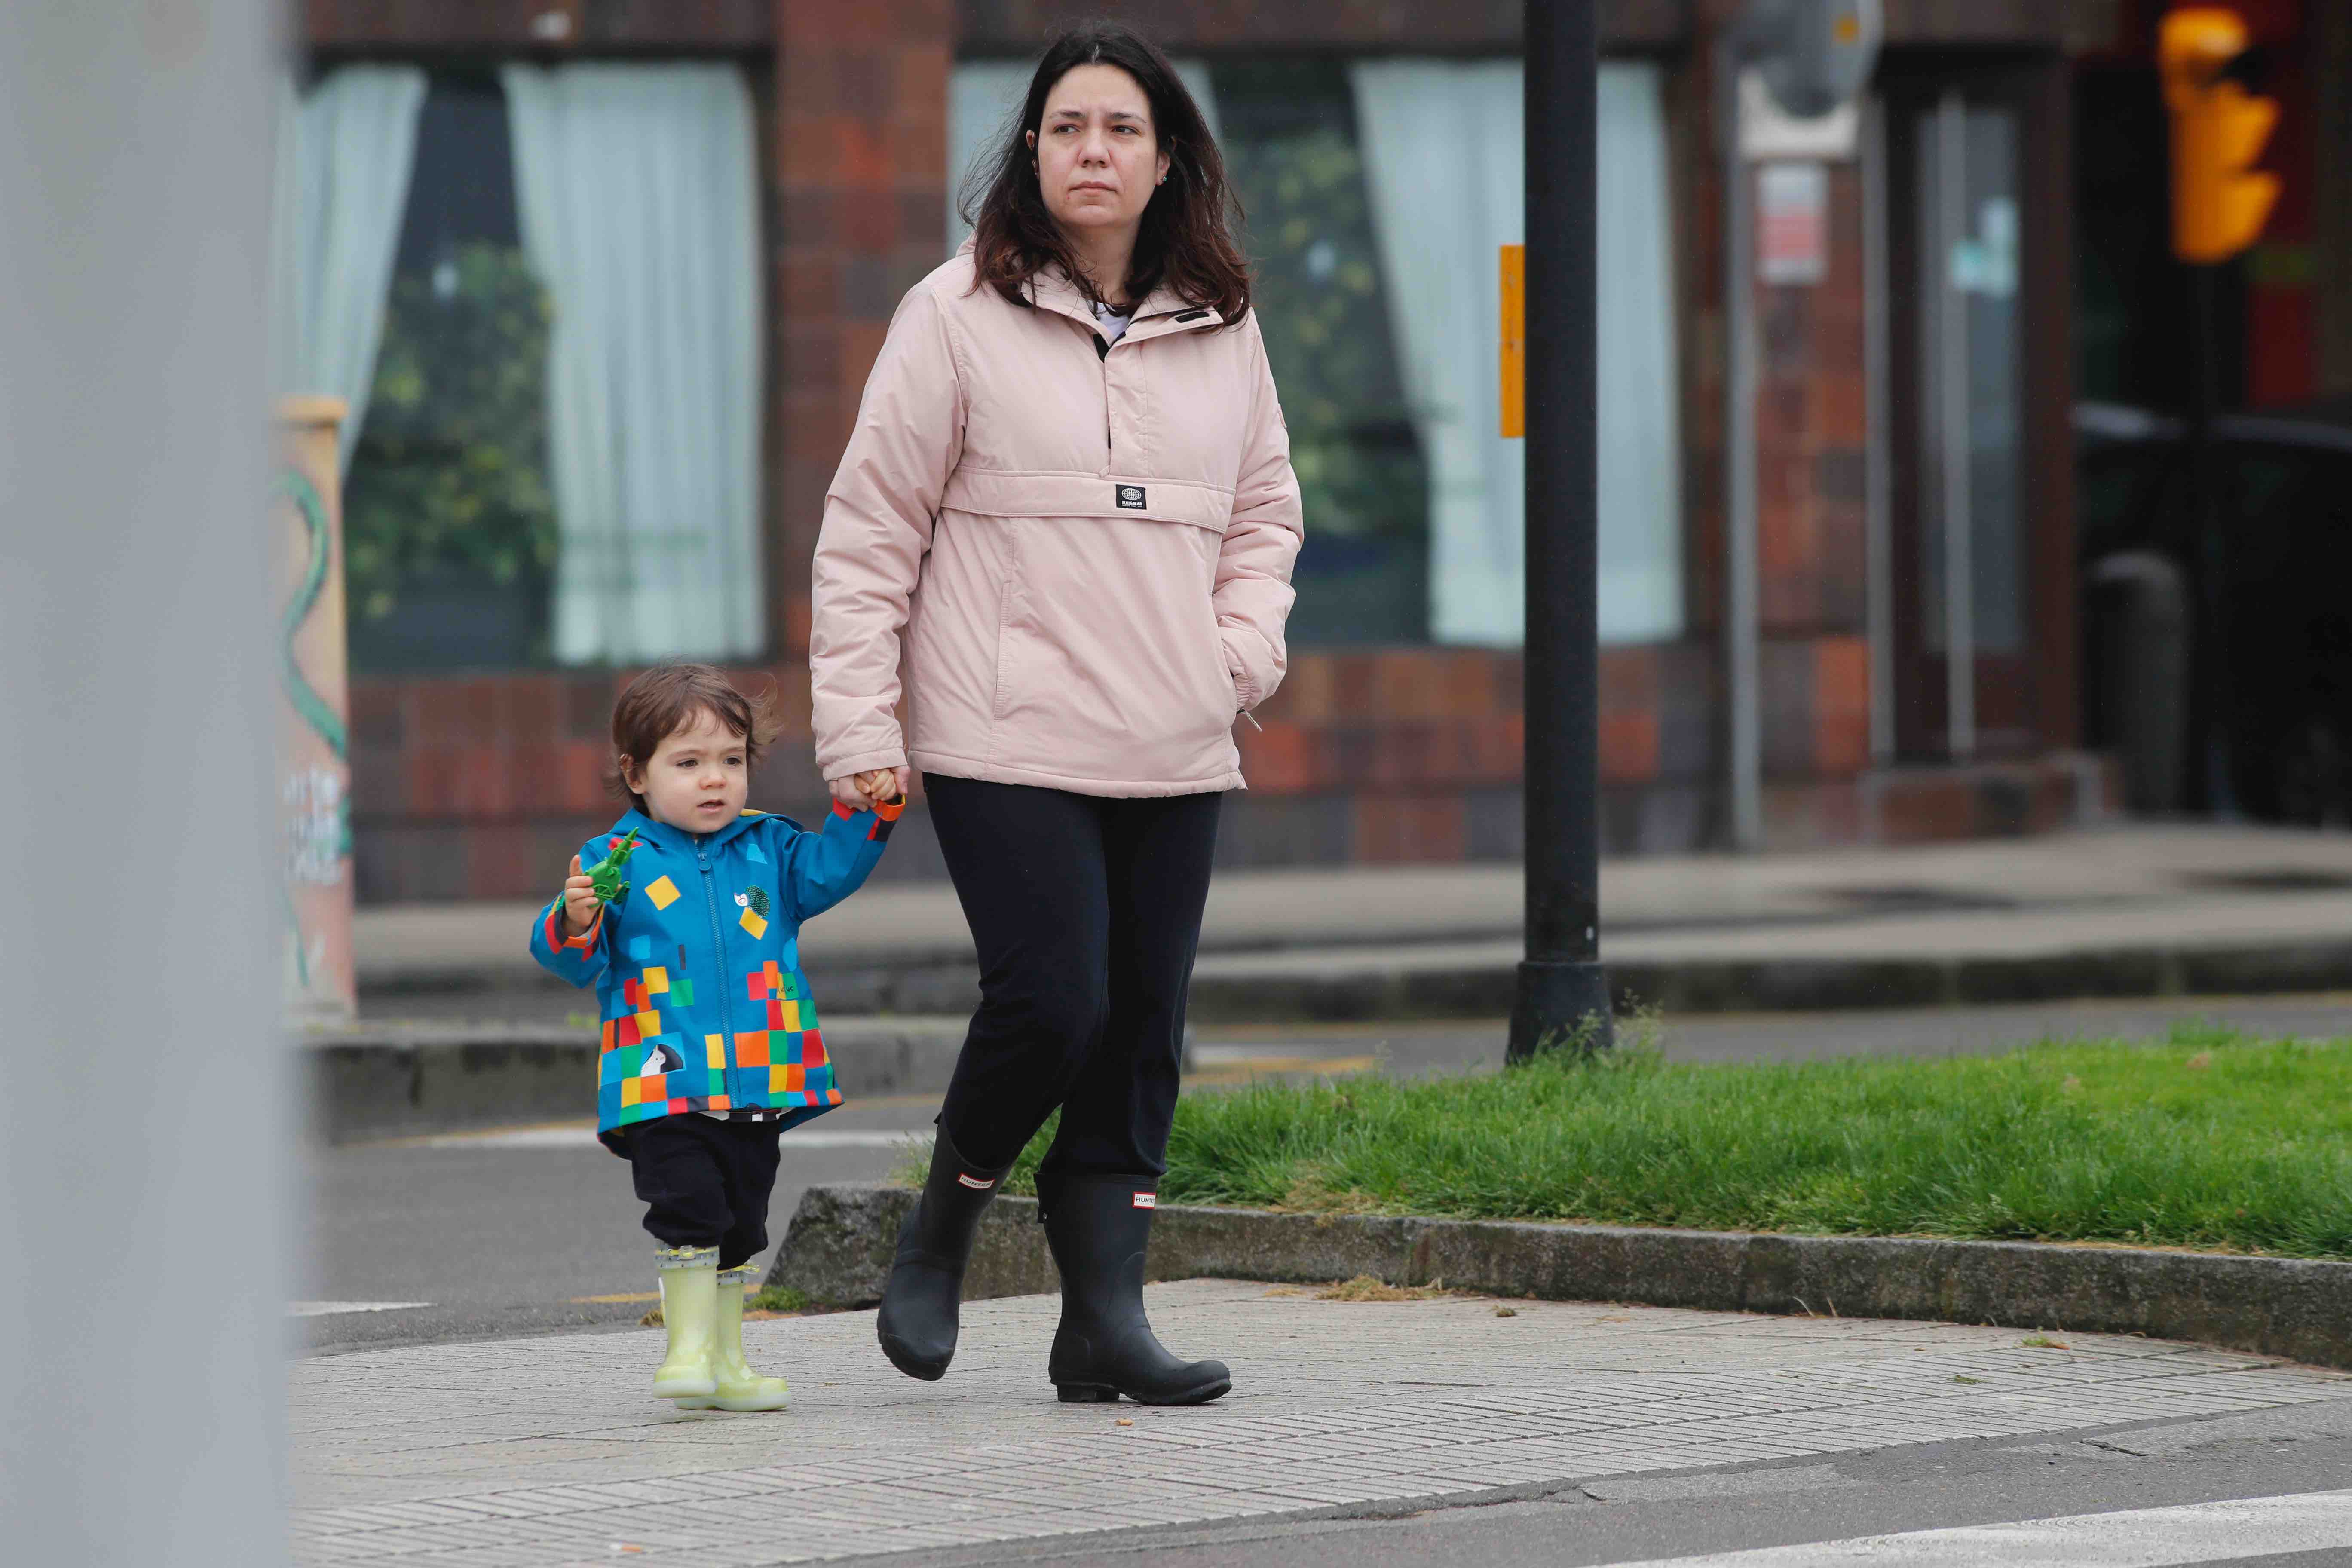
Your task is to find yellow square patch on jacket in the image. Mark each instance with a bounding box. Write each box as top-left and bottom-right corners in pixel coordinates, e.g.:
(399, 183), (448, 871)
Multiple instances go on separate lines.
(739, 906), (769, 940)
(643, 876), (680, 910)
(704, 1033), (726, 1069)
(644, 966), (669, 994)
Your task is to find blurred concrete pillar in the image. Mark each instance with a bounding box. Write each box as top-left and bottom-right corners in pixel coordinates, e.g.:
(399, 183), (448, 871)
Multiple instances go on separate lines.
(0, 3), (289, 1565)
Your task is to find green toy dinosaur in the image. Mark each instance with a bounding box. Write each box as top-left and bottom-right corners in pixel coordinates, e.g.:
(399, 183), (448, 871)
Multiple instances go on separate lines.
(586, 828), (645, 907)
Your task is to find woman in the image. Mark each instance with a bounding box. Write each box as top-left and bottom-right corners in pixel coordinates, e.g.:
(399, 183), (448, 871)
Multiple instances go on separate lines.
(809, 22), (1301, 1406)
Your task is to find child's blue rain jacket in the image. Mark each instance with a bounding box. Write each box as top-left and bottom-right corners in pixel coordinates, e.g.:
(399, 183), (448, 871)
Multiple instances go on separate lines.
(527, 800), (900, 1149)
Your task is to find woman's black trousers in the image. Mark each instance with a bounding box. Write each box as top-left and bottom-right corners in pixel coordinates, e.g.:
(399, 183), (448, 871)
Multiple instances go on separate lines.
(925, 772), (1222, 1191)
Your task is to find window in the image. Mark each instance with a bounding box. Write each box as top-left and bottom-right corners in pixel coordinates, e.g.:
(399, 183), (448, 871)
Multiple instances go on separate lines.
(1218, 60), (1429, 645)
(280, 63), (765, 674)
(949, 55), (1686, 650)
(344, 75), (557, 671)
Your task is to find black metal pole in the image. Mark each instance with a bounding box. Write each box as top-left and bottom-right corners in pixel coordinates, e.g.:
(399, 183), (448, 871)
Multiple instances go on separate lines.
(1509, 0), (1612, 1062)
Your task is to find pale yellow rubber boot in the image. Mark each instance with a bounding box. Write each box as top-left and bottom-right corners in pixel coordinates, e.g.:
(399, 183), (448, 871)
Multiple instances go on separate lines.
(674, 1262), (790, 1412)
(652, 1246), (720, 1399)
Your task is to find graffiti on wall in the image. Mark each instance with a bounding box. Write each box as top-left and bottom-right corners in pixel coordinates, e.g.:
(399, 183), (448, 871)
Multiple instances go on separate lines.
(276, 405), (357, 1021)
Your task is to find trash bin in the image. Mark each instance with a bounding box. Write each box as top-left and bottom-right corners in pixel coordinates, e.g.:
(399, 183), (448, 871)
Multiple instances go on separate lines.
(2086, 549), (2190, 814)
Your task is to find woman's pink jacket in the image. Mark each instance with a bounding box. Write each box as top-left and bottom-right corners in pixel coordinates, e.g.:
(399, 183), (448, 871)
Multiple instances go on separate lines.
(809, 251), (1304, 798)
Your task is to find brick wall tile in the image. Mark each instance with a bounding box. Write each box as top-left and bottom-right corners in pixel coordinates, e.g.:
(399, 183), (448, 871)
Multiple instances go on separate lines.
(1331, 653), (1380, 719)
(1813, 636), (1870, 776)
(1353, 794), (1467, 863)
(1815, 369), (1865, 445)
(838, 188), (901, 251)
(1601, 712), (1661, 784)
(1238, 720), (1317, 795)
(1265, 653), (1332, 723)
(1764, 778), (1862, 849)
(466, 824), (543, 901)
(508, 742), (563, 813)
(778, 0), (900, 51)
(1816, 501), (1868, 632)
(1599, 643), (1660, 714)
(1633, 782), (1710, 854)
(1760, 639), (1816, 776)
(777, 253), (841, 315)
(1329, 724), (1378, 788)
(1870, 772), (1980, 843)
(499, 674), (562, 746)
(1463, 714), (1522, 782)
(451, 744), (516, 818)
(1436, 649), (1497, 717)
(1491, 652), (1525, 714)
(350, 681), (405, 748)
(350, 747), (405, 817)
(561, 677), (609, 741)
(410, 679), (492, 746)
(406, 747), (460, 817)
(561, 740), (610, 814)
(1375, 650), (1449, 719)
(1463, 787), (1523, 861)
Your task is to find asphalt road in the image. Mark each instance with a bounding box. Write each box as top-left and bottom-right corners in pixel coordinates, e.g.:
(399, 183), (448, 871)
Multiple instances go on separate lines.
(295, 1097), (940, 1354)
(854, 1400), (2352, 1568)
(300, 992), (2352, 1356)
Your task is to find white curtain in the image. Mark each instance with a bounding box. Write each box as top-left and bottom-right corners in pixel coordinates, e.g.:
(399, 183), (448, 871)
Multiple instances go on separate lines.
(269, 66), (427, 464)
(948, 60), (1224, 255)
(1352, 60), (1682, 647)
(502, 64), (764, 665)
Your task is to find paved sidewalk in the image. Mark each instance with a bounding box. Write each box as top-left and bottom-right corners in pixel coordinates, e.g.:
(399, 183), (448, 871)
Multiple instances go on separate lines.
(352, 824), (2352, 1023)
(289, 1283), (2352, 1566)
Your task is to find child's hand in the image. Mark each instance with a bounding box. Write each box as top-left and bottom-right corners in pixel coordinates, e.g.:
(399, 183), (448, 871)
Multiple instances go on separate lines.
(827, 768), (908, 811)
(560, 854), (601, 937)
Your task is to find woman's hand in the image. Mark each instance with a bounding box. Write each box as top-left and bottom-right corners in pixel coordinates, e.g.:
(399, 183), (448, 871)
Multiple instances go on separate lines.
(827, 767), (909, 811)
(559, 854), (600, 937)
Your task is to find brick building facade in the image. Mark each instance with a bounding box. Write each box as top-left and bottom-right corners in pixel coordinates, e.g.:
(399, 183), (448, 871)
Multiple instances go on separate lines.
(305, 0), (2127, 903)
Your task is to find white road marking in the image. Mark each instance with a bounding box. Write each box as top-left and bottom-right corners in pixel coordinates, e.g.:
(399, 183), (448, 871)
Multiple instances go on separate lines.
(287, 1302), (432, 1317)
(1605, 1488), (2352, 1567)
(410, 1126), (927, 1151)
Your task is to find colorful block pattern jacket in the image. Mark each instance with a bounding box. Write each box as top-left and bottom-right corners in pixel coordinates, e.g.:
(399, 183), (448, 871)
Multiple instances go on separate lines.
(527, 801), (901, 1148)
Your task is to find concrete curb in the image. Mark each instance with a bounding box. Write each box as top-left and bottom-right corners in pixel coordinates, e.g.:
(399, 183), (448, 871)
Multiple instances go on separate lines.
(301, 1018), (972, 1142)
(1184, 937), (2352, 1022)
(769, 1183), (2352, 1372)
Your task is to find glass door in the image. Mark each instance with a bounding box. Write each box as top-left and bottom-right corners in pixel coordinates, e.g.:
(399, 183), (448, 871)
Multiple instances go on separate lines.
(1885, 69), (2049, 762)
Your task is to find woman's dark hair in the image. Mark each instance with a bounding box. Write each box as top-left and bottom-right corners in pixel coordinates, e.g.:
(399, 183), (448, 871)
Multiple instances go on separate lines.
(963, 22), (1250, 325)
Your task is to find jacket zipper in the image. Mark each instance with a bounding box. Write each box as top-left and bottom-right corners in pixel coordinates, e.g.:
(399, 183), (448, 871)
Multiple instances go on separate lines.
(1101, 340), (1114, 464)
(695, 838), (735, 1057)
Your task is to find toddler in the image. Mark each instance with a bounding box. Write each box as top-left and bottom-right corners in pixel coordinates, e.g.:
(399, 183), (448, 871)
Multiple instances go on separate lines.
(530, 662), (900, 1410)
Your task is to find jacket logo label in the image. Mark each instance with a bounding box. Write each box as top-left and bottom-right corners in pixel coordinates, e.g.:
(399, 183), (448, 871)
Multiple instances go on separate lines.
(736, 885), (770, 917)
(1133, 1191), (1157, 1209)
(1115, 484), (1146, 510)
(957, 1173), (997, 1190)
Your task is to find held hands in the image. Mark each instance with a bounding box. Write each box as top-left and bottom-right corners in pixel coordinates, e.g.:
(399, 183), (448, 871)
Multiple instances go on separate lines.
(826, 767), (909, 813)
(560, 854), (601, 938)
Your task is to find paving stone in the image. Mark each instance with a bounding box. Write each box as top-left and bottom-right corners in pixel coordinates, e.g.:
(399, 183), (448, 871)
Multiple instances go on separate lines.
(291, 1281), (2352, 1565)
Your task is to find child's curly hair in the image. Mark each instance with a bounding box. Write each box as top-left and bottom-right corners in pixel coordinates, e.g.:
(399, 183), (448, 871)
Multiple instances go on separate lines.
(609, 663), (781, 809)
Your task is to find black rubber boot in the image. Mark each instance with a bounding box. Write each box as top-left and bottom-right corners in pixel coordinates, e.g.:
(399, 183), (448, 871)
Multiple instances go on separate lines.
(876, 1124), (1014, 1381)
(1044, 1176), (1231, 1406)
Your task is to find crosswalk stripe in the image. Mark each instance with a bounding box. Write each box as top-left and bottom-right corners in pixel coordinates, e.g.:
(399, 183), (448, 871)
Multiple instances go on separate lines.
(1603, 1489), (2352, 1567)
(287, 1302), (431, 1317)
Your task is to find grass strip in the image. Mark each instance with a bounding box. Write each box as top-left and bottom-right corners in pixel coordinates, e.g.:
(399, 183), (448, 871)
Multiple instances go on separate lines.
(942, 1025), (2352, 1260)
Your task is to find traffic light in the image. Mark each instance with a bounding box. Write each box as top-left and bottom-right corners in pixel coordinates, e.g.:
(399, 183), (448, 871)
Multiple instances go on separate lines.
(2160, 8), (2279, 264)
